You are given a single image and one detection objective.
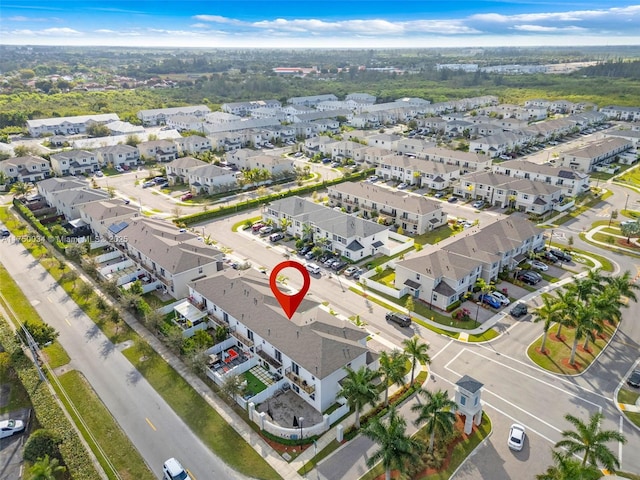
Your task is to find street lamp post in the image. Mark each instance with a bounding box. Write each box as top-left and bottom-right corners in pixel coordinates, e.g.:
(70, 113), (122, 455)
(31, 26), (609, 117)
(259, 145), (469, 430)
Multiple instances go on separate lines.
(299, 416), (304, 441)
(547, 229), (554, 249)
(475, 301), (480, 329)
(624, 194), (630, 213)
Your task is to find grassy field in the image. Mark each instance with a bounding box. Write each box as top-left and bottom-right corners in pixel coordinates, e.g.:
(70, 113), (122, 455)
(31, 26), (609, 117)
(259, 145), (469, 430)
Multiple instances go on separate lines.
(527, 322), (616, 375)
(57, 370), (154, 480)
(413, 224), (458, 246)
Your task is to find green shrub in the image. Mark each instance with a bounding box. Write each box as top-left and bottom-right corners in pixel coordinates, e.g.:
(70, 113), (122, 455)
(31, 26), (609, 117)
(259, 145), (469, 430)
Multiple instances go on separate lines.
(23, 429), (63, 463)
(446, 300), (462, 312)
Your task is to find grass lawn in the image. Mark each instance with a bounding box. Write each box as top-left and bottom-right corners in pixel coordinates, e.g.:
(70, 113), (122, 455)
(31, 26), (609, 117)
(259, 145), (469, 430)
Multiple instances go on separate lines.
(244, 371), (267, 396)
(359, 413), (492, 480)
(232, 216), (261, 232)
(122, 342), (282, 480)
(57, 370), (154, 480)
(467, 329), (500, 342)
(618, 388), (640, 405)
(579, 232), (640, 261)
(554, 191), (613, 226)
(370, 267), (396, 287)
(527, 322), (616, 375)
(0, 364), (32, 414)
(413, 225), (458, 246)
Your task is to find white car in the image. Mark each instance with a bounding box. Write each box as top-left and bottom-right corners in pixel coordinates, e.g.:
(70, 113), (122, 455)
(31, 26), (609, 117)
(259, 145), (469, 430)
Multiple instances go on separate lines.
(508, 424), (526, 451)
(397, 183), (408, 190)
(0, 419), (25, 439)
(163, 458), (192, 480)
(305, 263), (321, 275)
(472, 200), (485, 209)
(490, 291), (510, 306)
(344, 266), (358, 277)
(529, 260), (549, 271)
(115, 165), (124, 173)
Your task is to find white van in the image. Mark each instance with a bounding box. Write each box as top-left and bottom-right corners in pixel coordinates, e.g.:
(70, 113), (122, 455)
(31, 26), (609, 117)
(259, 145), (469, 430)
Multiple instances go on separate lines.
(269, 232), (284, 242)
(163, 458), (191, 480)
(305, 263), (321, 275)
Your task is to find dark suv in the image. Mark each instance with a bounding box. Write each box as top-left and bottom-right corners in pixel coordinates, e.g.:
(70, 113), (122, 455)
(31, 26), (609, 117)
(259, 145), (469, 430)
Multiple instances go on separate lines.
(517, 271), (540, 285)
(510, 303), (528, 318)
(550, 249), (572, 262)
(385, 312), (411, 327)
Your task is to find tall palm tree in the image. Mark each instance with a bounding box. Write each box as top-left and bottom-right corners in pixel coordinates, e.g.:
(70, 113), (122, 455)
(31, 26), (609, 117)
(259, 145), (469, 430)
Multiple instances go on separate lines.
(555, 412), (627, 471)
(10, 181), (33, 198)
(569, 302), (599, 364)
(605, 270), (640, 304)
(568, 268), (605, 307)
(536, 450), (601, 480)
(301, 222), (314, 243)
(363, 407), (422, 480)
(402, 336), (431, 385)
(338, 366), (380, 429)
(379, 350), (408, 406)
(28, 454), (66, 480)
(532, 295), (563, 354)
(554, 288), (578, 338)
(411, 388), (457, 452)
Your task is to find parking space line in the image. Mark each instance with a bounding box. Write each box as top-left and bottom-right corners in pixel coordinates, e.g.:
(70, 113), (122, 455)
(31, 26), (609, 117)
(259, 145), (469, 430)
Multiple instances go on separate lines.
(65, 318), (71, 326)
(145, 417), (156, 431)
(431, 339), (454, 361)
(474, 345), (611, 402)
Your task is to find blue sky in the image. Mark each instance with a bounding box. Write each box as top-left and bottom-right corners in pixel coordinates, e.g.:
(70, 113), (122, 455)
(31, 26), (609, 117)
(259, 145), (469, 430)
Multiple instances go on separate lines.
(2, 1), (640, 48)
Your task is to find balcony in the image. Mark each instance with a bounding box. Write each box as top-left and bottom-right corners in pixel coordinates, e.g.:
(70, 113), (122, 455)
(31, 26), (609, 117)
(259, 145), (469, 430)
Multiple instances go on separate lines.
(187, 296), (205, 311)
(285, 367), (315, 395)
(256, 346), (282, 369)
(230, 328), (254, 347)
(207, 313), (228, 328)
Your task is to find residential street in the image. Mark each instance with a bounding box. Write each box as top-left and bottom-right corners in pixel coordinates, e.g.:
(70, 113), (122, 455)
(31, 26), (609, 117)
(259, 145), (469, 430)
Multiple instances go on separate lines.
(0, 238), (249, 480)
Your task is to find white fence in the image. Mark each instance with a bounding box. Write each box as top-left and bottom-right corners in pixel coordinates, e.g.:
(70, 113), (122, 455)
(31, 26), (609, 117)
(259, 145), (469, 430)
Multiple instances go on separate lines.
(94, 250), (122, 263)
(553, 200), (575, 212)
(98, 259), (135, 277)
(360, 269), (401, 299)
(381, 230), (414, 257)
(248, 402), (332, 440)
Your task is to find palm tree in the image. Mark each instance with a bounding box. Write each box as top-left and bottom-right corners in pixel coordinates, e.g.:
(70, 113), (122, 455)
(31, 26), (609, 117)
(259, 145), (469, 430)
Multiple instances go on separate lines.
(568, 302), (599, 364)
(402, 336), (431, 385)
(28, 454), (66, 480)
(363, 407), (422, 480)
(379, 350), (408, 406)
(554, 289), (578, 339)
(532, 295), (563, 354)
(279, 217), (291, 234)
(10, 181), (33, 198)
(605, 270), (640, 304)
(301, 222), (314, 243)
(536, 450), (601, 480)
(338, 366), (380, 429)
(411, 388), (457, 452)
(555, 412), (627, 471)
(567, 268), (605, 307)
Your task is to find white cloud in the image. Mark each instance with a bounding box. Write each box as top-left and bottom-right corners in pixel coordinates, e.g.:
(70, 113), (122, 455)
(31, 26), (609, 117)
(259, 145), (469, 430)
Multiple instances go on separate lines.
(193, 15), (243, 25)
(512, 25), (587, 32)
(42, 27), (83, 36)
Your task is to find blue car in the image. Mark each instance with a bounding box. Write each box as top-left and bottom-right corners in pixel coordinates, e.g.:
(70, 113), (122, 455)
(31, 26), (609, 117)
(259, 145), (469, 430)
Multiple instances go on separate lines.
(479, 294), (501, 309)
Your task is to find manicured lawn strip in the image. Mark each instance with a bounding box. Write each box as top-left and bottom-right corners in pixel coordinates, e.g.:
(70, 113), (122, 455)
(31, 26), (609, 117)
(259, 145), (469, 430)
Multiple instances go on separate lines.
(623, 412), (640, 429)
(359, 413), (492, 480)
(593, 232), (640, 250)
(0, 364), (31, 414)
(617, 389), (640, 405)
(57, 370), (154, 480)
(121, 342), (282, 480)
(578, 233), (640, 262)
(618, 472), (640, 480)
(413, 225), (458, 246)
(553, 191), (613, 226)
(527, 323), (616, 375)
(467, 329), (500, 342)
(297, 439), (341, 475)
(232, 216), (261, 232)
(552, 242), (614, 272)
(349, 287), (459, 339)
(244, 370), (267, 395)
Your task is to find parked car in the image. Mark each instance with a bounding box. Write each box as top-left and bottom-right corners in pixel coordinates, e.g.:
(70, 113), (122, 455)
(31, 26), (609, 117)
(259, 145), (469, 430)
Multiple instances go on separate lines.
(95, 171), (104, 177)
(353, 268), (365, 280)
(434, 192), (445, 198)
(163, 458), (192, 480)
(1, 227), (10, 237)
(541, 251), (558, 263)
(298, 245), (313, 256)
(517, 271), (540, 285)
(479, 293), (502, 309)
(305, 250), (315, 260)
(154, 176), (168, 184)
(627, 370), (640, 388)
(508, 424), (526, 451)
(550, 249), (572, 262)
(447, 196), (458, 203)
(490, 291), (510, 306)
(305, 263), (321, 275)
(397, 182), (409, 190)
(385, 311), (411, 327)
(344, 266), (358, 277)
(510, 303), (528, 318)
(0, 419), (24, 439)
(115, 165), (125, 173)
(180, 193), (193, 201)
(269, 232), (284, 242)
(258, 226), (273, 236)
(142, 180), (155, 188)
(251, 223), (264, 233)
(472, 200), (485, 209)
(529, 260), (549, 271)
(366, 175), (379, 183)
(332, 260), (348, 271)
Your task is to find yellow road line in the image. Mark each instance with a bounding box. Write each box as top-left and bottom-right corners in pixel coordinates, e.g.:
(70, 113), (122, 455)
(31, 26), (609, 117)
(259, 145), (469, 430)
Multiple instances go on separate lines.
(65, 318), (71, 326)
(145, 417), (157, 431)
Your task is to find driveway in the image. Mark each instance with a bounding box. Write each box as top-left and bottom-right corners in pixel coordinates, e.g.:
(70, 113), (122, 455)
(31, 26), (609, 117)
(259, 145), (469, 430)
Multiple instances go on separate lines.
(0, 408), (31, 480)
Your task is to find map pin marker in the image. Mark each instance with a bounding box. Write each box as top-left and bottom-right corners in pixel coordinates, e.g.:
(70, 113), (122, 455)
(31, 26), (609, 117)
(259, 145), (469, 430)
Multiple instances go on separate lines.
(269, 260), (311, 319)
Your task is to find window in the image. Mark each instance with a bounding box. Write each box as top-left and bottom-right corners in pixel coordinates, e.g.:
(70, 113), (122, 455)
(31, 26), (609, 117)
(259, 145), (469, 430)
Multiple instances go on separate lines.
(460, 395), (466, 406)
(292, 362), (300, 375)
(247, 330), (254, 341)
(275, 350), (282, 363)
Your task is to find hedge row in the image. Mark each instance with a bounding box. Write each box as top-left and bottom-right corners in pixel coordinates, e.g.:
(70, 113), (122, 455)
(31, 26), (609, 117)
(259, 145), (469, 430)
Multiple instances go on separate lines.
(0, 320), (101, 480)
(177, 169), (373, 226)
(13, 199), (67, 253)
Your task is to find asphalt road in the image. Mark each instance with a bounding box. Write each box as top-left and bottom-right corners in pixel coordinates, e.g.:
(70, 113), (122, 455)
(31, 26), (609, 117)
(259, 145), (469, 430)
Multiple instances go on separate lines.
(0, 238), (248, 480)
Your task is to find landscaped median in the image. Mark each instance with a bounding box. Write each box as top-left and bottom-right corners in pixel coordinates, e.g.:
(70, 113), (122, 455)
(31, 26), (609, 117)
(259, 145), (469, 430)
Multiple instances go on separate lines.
(618, 389), (640, 429)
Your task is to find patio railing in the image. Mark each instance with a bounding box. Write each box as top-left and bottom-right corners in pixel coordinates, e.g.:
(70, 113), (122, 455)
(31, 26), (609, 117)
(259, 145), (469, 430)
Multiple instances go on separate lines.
(255, 346), (282, 369)
(230, 328), (254, 347)
(284, 367), (315, 394)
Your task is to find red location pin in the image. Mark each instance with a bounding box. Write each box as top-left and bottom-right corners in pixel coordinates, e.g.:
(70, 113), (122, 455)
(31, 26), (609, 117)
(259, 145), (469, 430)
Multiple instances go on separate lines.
(269, 260), (311, 319)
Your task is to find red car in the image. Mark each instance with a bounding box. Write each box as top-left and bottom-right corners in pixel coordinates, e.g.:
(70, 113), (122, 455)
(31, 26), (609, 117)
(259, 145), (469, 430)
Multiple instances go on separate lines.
(181, 193), (193, 201)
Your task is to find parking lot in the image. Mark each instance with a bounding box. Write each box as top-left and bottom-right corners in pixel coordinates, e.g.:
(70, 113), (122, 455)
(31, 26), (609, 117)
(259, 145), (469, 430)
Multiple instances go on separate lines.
(0, 408), (31, 480)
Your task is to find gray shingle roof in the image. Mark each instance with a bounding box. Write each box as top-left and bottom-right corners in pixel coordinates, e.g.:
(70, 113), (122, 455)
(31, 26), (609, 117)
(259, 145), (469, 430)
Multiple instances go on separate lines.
(456, 375), (483, 394)
(191, 270), (368, 378)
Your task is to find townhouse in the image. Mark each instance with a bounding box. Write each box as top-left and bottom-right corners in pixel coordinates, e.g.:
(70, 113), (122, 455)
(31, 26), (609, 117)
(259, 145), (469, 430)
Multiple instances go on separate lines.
(175, 135), (212, 155)
(454, 171), (563, 214)
(93, 144), (140, 169)
(394, 216), (544, 310)
(165, 115), (206, 132)
(327, 182), (447, 234)
(166, 157), (209, 185)
(79, 200), (140, 240)
(422, 147), (492, 173)
(188, 165), (239, 194)
(113, 217), (224, 298)
(36, 177), (88, 206)
(330, 140), (368, 162)
(104, 121), (145, 136)
(221, 100), (281, 116)
(0, 155), (51, 184)
(376, 155), (460, 191)
(263, 196), (392, 260)
(189, 269), (372, 412)
(604, 128), (640, 148)
(136, 105), (211, 126)
(288, 94), (338, 107)
(492, 160), (590, 196)
(599, 105), (640, 122)
(137, 140), (179, 162)
(559, 137), (633, 172)
(50, 150), (100, 176)
(346, 93), (376, 104)
(469, 131), (529, 157)
(235, 154), (295, 178)
(48, 187), (111, 220)
(205, 111), (243, 125)
(26, 113), (119, 137)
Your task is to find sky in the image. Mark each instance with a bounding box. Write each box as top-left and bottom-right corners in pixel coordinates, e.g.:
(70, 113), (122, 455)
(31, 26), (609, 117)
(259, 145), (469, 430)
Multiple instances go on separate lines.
(2, 1), (640, 48)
